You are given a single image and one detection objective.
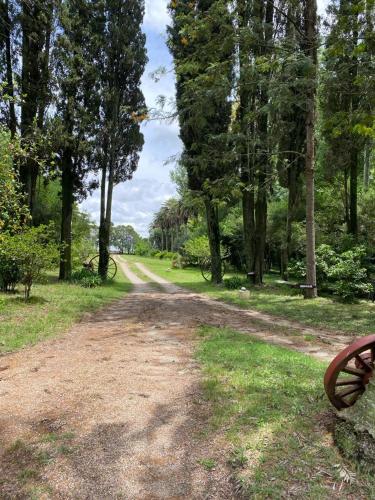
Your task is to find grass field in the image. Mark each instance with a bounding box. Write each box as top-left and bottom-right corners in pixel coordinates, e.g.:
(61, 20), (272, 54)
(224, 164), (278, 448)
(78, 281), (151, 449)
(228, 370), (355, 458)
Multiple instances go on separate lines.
(124, 255), (375, 337)
(196, 326), (374, 498)
(0, 266), (130, 353)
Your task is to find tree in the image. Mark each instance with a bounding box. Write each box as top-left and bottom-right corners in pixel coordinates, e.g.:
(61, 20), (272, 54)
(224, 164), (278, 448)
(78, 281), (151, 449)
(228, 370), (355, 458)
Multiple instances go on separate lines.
(96, 0), (147, 279)
(321, 0), (375, 237)
(168, 0), (234, 283)
(110, 225), (140, 254)
(54, 0), (99, 280)
(303, 0), (318, 298)
(19, 0), (54, 216)
(0, 0), (17, 137)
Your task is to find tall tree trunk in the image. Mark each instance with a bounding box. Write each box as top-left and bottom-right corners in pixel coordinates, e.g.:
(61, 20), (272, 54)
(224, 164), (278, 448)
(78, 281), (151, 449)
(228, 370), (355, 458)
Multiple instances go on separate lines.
(348, 149), (358, 236)
(242, 187), (255, 273)
(254, 176), (267, 284)
(238, 0), (255, 275)
(344, 167), (349, 227)
(59, 150), (74, 280)
(252, 0), (273, 285)
(98, 165), (108, 278)
(304, 0), (318, 299)
(348, 1), (360, 237)
(99, 160), (115, 279)
(204, 196), (222, 284)
(1, 0), (17, 137)
(364, 143), (371, 190)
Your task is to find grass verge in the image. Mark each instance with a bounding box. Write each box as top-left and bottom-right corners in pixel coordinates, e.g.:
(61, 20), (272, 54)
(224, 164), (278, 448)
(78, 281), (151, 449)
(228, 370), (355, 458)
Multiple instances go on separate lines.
(124, 255), (375, 336)
(197, 326), (374, 498)
(0, 266), (130, 353)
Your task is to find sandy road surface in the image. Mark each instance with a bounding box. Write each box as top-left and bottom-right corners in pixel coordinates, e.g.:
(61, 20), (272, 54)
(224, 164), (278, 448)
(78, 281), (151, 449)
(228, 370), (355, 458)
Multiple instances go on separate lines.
(0, 258), (351, 499)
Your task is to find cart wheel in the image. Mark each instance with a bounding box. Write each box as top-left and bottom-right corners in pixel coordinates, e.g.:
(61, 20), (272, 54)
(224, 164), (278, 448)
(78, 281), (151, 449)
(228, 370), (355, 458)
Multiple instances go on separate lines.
(324, 335), (375, 410)
(200, 258), (212, 282)
(89, 255), (118, 280)
(200, 258), (226, 282)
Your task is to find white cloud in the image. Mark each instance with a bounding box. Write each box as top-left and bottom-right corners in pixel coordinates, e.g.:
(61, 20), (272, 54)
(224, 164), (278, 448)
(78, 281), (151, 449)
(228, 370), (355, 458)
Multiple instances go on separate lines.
(81, 177), (176, 236)
(318, 0), (329, 14)
(144, 0), (170, 31)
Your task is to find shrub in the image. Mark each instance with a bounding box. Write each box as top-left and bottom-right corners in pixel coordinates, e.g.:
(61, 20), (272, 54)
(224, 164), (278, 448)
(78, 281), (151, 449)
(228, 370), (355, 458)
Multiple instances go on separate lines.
(0, 224), (59, 299)
(183, 236), (211, 264)
(223, 276), (247, 290)
(71, 268), (102, 288)
(172, 253), (187, 269)
(135, 239), (152, 256)
(328, 247), (372, 302)
(0, 254), (21, 292)
(289, 245), (371, 301)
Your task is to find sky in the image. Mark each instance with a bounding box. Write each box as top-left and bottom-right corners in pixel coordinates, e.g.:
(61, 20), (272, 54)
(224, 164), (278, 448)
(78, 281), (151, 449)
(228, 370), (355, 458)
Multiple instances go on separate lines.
(80, 0), (330, 237)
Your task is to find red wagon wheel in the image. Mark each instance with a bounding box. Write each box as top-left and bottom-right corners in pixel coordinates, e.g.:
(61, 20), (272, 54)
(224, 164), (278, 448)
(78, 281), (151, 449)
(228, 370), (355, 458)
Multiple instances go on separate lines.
(324, 335), (375, 410)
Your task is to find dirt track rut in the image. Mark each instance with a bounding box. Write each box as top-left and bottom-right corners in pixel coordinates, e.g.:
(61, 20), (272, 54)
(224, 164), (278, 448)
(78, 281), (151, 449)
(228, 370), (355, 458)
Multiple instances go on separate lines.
(0, 258), (351, 499)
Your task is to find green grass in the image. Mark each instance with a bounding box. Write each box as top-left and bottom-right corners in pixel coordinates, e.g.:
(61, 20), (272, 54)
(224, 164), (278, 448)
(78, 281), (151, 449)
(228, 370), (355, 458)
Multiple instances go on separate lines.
(0, 266), (131, 353)
(196, 326), (374, 498)
(124, 255), (375, 336)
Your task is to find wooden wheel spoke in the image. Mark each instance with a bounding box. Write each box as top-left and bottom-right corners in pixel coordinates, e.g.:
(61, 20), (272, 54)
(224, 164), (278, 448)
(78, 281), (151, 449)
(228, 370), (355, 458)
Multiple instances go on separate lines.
(336, 377), (362, 387)
(355, 354), (372, 372)
(337, 386), (364, 399)
(343, 366), (366, 377)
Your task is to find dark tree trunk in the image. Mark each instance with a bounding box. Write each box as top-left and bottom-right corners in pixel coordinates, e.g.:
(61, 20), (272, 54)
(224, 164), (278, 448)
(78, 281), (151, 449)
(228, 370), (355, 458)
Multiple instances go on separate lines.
(348, 149), (358, 237)
(344, 167), (349, 228)
(252, 0), (273, 285)
(204, 196), (222, 284)
(254, 176), (267, 284)
(242, 187), (255, 274)
(364, 144), (371, 190)
(238, 0), (255, 275)
(1, 0), (17, 137)
(59, 150), (74, 280)
(304, 0), (318, 299)
(98, 165), (109, 279)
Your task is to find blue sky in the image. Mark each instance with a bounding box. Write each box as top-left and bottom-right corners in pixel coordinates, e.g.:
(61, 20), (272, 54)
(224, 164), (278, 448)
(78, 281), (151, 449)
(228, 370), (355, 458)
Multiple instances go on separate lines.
(80, 0), (330, 236)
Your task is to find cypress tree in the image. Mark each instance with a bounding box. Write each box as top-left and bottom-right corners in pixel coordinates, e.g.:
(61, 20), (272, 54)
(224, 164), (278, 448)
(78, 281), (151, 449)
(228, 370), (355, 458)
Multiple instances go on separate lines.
(168, 0), (234, 284)
(95, 0), (147, 279)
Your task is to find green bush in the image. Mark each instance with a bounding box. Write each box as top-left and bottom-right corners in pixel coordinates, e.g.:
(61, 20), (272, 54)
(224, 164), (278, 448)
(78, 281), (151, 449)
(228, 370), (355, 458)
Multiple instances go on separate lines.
(155, 251), (177, 260)
(183, 235), (211, 264)
(71, 268), (102, 288)
(328, 247), (372, 302)
(223, 276), (247, 290)
(289, 245), (371, 301)
(0, 254), (21, 292)
(0, 224), (59, 299)
(135, 239), (152, 256)
(171, 253), (187, 269)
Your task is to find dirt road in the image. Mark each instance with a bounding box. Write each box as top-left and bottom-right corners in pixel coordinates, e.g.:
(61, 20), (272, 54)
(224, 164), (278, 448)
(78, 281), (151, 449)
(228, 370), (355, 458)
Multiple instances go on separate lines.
(0, 259), (349, 499)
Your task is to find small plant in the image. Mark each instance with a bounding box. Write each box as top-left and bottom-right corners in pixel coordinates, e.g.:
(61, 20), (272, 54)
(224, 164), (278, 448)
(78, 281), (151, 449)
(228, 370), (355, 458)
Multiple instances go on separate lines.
(228, 447), (249, 468)
(197, 458), (217, 471)
(71, 268), (102, 288)
(223, 276), (247, 290)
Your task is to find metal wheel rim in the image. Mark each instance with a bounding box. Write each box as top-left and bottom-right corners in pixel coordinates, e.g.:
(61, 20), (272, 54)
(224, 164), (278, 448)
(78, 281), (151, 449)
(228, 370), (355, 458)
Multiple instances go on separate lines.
(89, 255), (118, 280)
